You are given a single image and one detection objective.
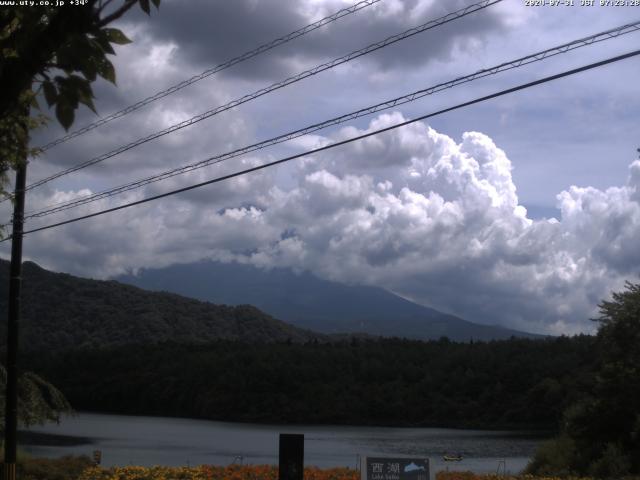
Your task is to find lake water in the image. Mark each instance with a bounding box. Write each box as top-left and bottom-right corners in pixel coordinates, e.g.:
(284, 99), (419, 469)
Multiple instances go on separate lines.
(22, 412), (545, 474)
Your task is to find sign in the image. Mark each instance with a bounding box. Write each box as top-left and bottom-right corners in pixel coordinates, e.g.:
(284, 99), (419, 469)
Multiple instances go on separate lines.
(279, 433), (304, 480)
(362, 457), (429, 480)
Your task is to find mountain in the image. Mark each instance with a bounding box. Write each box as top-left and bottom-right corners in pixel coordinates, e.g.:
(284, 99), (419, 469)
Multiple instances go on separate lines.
(116, 260), (542, 341)
(0, 260), (324, 352)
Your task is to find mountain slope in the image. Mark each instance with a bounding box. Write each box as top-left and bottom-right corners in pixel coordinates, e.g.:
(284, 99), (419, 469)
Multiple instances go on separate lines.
(0, 260), (323, 351)
(117, 261), (541, 341)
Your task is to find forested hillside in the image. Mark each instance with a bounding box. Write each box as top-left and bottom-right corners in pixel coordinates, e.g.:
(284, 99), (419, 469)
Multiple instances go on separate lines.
(23, 336), (596, 430)
(0, 260), (323, 350)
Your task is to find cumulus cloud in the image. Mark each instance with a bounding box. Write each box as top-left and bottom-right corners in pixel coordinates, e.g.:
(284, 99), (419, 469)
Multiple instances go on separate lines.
(7, 112), (640, 336)
(6, 1), (640, 336)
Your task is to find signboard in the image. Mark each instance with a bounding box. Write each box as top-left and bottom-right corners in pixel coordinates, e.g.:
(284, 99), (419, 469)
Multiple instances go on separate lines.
(362, 457), (429, 480)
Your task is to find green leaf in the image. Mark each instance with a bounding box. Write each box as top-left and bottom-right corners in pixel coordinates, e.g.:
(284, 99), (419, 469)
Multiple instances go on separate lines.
(139, 0), (150, 15)
(73, 78), (97, 114)
(97, 57), (116, 84)
(56, 76), (81, 111)
(78, 94), (97, 115)
(42, 81), (57, 107)
(94, 34), (115, 55)
(65, 73), (91, 91)
(102, 28), (131, 45)
(55, 102), (75, 131)
(75, 40), (105, 81)
(2, 47), (18, 58)
(79, 58), (98, 82)
(55, 44), (72, 69)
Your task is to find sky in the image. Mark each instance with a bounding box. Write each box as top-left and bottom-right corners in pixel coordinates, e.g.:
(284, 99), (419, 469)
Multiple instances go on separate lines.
(2, 0), (640, 335)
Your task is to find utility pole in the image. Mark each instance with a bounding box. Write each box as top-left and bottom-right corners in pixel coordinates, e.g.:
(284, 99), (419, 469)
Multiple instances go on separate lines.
(3, 157), (27, 480)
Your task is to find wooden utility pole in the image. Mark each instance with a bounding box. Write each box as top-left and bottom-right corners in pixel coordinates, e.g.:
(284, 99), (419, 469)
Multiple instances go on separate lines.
(3, 159), (27, 480)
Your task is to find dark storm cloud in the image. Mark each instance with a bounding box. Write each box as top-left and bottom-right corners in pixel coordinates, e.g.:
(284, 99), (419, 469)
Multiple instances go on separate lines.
(28, 0), (512, 186)
(135, 0), (510, 81)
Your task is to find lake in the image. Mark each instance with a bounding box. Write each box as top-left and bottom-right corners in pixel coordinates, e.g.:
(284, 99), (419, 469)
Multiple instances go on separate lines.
(21, 412), (545, 474)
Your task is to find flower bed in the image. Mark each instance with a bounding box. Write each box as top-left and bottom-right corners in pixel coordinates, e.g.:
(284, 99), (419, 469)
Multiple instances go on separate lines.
(78, 465), (359, 480)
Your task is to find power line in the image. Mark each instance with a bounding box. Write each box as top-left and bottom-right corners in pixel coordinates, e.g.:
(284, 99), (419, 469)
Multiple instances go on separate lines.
(22, 20), (640, 220)
(8, 48), (639, 240)
(18, 0), (502, 197)
(34, 0), (383, 153)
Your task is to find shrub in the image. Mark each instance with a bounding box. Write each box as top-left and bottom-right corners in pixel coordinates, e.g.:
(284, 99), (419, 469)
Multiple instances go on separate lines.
(587, 443), (631, 479)
(525, 435), (577, 477)
(17, 455), (94, 480)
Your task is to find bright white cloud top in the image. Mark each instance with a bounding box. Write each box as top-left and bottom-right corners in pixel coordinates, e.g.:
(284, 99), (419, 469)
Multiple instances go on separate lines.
(10, 113), (640, 336)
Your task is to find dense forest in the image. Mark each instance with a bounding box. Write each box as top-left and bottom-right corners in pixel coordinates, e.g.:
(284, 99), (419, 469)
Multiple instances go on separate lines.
(22, 335), (596, 430)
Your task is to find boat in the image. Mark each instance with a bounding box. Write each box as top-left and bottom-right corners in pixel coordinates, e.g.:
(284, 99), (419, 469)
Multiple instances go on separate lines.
(443, 454), (463, 462)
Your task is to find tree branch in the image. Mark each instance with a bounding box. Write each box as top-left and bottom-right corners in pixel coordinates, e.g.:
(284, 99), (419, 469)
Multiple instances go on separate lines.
(97, 0), (138, 28)
(97, 0), (117, 15)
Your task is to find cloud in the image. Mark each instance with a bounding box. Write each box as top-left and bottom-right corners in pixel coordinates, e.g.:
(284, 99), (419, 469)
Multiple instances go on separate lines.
(131, 0), (516, 81)
(7, 0), (640, 337)
(8, 112), (640, 336)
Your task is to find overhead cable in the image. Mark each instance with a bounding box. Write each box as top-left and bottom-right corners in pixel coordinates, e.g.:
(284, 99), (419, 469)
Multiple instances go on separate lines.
(23, 20), (640, 220)
(34, 0), (383, 153)
(7, 48), (639, 240)
(19, 0), (502, 196)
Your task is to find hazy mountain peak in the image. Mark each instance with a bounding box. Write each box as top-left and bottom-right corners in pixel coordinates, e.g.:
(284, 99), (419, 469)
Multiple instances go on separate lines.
(116, 260), (542, 341)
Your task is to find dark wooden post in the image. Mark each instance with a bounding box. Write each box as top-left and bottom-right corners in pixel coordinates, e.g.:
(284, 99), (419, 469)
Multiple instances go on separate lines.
(3, 157), (27, 480)
(279, 433), (304, 480)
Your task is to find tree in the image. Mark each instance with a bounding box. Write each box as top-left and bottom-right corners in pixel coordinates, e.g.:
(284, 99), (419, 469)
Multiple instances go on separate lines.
(0, 0), (160, 196)
(527, 281), (640, 477)
(0, 365), (72, 436)
(1, 2), (160, 475)
(580, 281), (640, 474)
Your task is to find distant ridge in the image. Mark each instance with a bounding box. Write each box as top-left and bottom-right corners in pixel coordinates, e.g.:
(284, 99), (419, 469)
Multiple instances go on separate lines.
(116, 260), (542, 341)
(0, 259), (324, 352)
